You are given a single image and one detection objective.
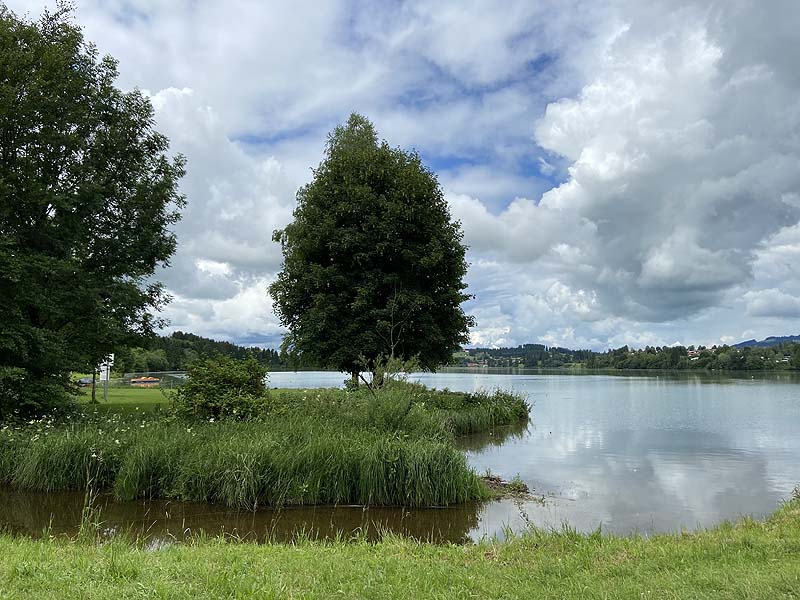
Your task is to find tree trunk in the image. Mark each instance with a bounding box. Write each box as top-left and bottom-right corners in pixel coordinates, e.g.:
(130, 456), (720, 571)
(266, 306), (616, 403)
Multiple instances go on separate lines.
(372, 371), (384, 388)
(90, 369), (97, 404)
(350, 371), (359, 388)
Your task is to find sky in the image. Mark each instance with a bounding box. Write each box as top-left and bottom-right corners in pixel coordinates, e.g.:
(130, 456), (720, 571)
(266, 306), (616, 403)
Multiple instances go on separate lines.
(10, 0), (800, 350)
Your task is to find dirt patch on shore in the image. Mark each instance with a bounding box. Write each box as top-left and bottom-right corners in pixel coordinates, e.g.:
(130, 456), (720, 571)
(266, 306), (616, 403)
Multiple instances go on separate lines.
(481, 475), (544, 503)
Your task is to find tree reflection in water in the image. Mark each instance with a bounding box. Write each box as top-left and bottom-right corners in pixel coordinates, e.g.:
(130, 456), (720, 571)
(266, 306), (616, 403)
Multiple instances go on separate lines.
(0, 486), (486, 545)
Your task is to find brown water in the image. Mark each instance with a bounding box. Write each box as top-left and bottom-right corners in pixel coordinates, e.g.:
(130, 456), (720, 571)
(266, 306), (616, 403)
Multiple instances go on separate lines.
(2, 370), (800, 543)
(0, 420), (529, 545)
(0, 487), (490, 545)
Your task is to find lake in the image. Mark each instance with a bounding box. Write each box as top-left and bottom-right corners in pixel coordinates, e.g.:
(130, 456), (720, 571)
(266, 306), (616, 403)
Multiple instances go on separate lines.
(2, 369), (799, 542)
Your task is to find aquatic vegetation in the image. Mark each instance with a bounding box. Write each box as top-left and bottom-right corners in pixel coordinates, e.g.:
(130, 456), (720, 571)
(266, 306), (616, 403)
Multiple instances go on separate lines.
(0, 384), (527, 508)
(262, 383), (529, 437)
(0, 418), (485, 508)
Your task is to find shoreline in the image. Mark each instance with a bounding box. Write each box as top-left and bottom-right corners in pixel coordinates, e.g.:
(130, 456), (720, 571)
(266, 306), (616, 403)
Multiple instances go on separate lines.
(0, 495), (798, 597)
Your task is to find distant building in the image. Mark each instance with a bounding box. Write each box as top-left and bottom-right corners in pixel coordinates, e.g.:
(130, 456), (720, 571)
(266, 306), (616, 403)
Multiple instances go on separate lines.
(130, 376), (160, 388)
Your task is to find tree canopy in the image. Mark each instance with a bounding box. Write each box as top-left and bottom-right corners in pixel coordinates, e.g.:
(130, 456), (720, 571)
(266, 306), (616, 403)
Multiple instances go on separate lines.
(0, 6), (185, 416)
(269, 114), (474, 378)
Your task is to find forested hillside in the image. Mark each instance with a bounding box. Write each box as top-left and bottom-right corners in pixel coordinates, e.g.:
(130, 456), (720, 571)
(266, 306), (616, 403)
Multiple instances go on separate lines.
(113, 332), (284, 373)
(454, 342), (800, 371)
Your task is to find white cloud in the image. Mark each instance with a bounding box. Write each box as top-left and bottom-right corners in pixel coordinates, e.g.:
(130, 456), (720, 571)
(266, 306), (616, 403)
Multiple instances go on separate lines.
(145, 88), (296, 339)
(537, 1), (800, 319)
(7, 0), (800, 349)
(162, 278), (284, 344)
(457, 0), (800, 332)
(744, 289), (800, 319)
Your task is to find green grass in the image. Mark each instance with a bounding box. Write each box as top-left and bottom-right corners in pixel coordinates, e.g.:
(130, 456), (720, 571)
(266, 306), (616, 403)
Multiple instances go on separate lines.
(1, 384), (527, 508)
(259, 384), (529, 438)
(78, 387), (166, 404)
(77, 387), (169, 413)
(0, 417), (485, 508)
(76, 383), (530, 431)
(0, 498), (798, 598)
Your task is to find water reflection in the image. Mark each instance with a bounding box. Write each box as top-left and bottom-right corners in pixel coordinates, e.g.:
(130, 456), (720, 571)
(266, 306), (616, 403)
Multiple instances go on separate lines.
(456, 372), (800, 535)
(0, 487), (487, 544)
(454, 419), (529, 453)
(466, 426), (782, 535)
(3, 370), (799, 541)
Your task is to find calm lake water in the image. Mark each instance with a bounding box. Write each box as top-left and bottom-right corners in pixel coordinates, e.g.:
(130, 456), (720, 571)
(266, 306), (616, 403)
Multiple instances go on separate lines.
(2, 369), (799, 543)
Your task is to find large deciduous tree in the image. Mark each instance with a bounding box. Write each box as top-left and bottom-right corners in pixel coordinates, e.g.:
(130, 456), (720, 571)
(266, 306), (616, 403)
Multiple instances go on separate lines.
(269, 113), (474, 382)
(0, 6), (185, 417)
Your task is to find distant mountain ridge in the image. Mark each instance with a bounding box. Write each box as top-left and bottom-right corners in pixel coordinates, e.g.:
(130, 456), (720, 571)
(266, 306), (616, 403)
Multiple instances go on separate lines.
(733, 335), (800, 348)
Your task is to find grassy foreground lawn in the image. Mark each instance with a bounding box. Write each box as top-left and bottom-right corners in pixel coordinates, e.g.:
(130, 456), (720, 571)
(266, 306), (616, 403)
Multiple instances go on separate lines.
(1, 499), (799, 599)
(77, 387), (169, 413)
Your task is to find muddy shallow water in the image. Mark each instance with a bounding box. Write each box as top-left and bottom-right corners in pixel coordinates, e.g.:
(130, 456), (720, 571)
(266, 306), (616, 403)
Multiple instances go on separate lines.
(0, 486), (495, 544)
(2, 369), (799, 543)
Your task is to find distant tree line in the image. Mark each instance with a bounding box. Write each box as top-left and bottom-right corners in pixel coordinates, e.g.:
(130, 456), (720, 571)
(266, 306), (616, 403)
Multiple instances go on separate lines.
(455, 343), (800, 371)
(113, 336), (800, 375)
(113, 332), (285, 374)
(456, 344), (594, 368)
(585, 343), (800, 370)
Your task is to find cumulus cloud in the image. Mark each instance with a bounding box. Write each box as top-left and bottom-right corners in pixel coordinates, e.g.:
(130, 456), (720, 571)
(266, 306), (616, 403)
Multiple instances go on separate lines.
(7, 0), (800, 349)
(751, 225), (800, 285)
(744, 289), (800, 319)
(162, 277), (284, 343)
(0, 0), (606, 345)
(456, 0), (800, 330)
(146, 88), (296, 341)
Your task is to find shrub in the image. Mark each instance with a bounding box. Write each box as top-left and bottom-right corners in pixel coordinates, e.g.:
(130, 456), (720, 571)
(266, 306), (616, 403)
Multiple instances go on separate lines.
(0, 367), (75, 421)
(173, 356), (268, 419)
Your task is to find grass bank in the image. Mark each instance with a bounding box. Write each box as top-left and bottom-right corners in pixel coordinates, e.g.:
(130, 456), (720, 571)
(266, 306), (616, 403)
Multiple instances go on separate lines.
(1, 384), (528, 508)
(1, 497), (799, 598)
(256, 383), (529, 437)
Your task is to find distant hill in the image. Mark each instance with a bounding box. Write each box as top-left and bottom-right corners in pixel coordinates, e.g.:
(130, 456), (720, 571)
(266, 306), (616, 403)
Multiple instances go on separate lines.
(733, 335), (800, 348)
(457, 339), (800, 371)
(114, 331), (286, 373)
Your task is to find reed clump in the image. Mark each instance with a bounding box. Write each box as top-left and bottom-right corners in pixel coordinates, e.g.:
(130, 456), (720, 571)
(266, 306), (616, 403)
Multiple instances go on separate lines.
(261, 382), (529, 437)
(0, 418), (486, 508)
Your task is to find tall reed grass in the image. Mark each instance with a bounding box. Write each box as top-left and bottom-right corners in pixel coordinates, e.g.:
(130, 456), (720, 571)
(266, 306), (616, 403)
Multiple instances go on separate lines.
(0, 418), (488, 508)
(262, 383), (529, 438)
(0, 383), (528, 508)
